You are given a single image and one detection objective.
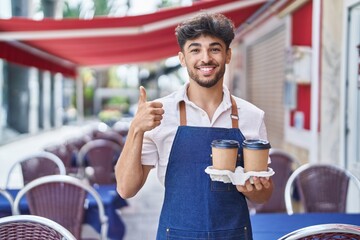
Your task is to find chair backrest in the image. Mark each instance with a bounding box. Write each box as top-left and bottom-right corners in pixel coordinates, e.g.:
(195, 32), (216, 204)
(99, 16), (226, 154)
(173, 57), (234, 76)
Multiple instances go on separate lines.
(249, 148), (300, 213)
(44, 144), (80, 176)
(285, 163), (360, 214)
(64, 136), (92, 161)
(92, 130), (125, 147)
(0, 214), (76, 240)
(278, 223), (360, 240)
(44, 144), (73, 169)
(112, 120), (130, 138)
(77, 139), (123, 185)
(5, 151), (67, 188)
(13, 175), (108, 240)
(0, 188), (14, 217)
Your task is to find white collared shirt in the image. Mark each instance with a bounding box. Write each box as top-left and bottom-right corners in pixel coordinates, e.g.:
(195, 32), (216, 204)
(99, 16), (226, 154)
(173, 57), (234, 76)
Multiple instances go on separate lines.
(142, 83), (268, 185)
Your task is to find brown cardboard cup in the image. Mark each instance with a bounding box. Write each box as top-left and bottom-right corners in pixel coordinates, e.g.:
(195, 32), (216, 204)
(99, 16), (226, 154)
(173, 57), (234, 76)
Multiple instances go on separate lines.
(211, 140), (239, 172)
(242, 139), (271, 172)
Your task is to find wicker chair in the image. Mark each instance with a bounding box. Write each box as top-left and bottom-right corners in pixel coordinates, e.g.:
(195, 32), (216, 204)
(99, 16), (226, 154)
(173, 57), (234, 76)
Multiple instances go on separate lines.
(0, 215), (76, 240)
(92, 129), (125, 147)
(64, 135), (92, 165)
(278, 223), (360, 240)
(284, 163), (360, 215)
(44, 144), (78, 175)
(112, 121), (130, 138)
(13, 175), (108, 240)
(249, 148), (300, 213)
(0, 188), (14, 217)
(5, 151), (66, 188)
(77, 139), (123, 185)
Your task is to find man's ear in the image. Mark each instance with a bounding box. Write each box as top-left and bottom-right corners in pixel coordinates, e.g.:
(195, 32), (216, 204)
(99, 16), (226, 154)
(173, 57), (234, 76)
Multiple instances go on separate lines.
(226, 48), (232, 64)
(178, 51), (186, 67)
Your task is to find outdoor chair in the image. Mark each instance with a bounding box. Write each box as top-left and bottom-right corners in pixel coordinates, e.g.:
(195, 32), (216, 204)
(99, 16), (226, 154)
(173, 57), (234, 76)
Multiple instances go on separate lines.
(278, 223), (360, 240)
(284, 163), (360, 215)
(44, 143), (79, 175)
(64, 135), (92, 161)
(13, 175), (108, 240)
(112, 120), (130, 138)
(0, 215), (76, 240)
(248, 148), (300, 213)
(0, 188), (14, 217)
(77, 139), (123, 185)
(5, 151), (66, 188)
(92, 129), (125, 147)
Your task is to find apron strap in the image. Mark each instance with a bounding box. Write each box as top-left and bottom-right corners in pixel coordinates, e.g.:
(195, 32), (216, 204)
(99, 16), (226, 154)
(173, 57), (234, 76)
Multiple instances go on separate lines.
(179, 95), (239, 128)
(179, 100), (186, 126)
(230, 95), (239, 129)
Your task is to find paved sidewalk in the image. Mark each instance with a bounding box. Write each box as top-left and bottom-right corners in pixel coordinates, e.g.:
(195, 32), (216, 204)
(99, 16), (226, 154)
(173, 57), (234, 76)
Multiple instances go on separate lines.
(120, 170), (165, 240)
(82, 170), (164, 240)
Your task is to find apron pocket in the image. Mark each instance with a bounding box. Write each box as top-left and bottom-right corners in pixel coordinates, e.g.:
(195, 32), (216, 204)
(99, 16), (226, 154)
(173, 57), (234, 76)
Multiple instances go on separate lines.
(211, 181), (236, 192)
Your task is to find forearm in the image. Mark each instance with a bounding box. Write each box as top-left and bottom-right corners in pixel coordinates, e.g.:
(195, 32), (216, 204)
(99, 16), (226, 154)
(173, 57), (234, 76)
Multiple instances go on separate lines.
(115, 86), (163, 199)
(115, 125), (148, 199)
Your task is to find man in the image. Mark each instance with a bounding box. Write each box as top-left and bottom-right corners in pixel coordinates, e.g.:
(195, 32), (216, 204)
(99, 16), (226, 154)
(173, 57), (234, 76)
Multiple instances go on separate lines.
(115, 12), (273, 240)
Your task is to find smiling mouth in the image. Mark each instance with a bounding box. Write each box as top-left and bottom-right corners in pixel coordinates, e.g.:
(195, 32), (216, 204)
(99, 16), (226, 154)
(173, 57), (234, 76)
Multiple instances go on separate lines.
(197, 66), (216, 75)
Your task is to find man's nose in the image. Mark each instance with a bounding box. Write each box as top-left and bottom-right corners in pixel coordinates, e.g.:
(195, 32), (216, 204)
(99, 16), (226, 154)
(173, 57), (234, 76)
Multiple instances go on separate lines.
(200, 51), (212, 63)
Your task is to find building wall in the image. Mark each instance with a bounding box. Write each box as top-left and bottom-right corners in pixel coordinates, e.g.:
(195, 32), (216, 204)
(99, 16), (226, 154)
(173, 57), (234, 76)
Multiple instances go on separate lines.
(234, 1), (315, 164)
(232, 0), (357, 167)
(289, 0), (312, 131)
(246, 26), (287, 148)
(319, 0), (344, 165)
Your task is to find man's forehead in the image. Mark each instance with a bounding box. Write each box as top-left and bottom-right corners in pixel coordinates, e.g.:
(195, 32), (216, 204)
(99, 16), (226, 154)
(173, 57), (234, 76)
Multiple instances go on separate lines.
(184, 35), (225, 48)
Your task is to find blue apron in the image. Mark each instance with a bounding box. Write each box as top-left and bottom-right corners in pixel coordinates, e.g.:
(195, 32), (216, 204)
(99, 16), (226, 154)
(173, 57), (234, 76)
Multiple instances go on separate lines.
(156, 97), (252, 240)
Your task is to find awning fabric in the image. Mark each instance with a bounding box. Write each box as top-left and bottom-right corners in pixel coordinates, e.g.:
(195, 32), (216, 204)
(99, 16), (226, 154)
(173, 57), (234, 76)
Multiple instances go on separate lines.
(0, 0), (267, 77)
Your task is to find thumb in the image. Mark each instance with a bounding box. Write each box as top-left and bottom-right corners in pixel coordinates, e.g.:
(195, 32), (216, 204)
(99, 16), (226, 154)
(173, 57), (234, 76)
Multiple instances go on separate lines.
(138, 86), (147, 104)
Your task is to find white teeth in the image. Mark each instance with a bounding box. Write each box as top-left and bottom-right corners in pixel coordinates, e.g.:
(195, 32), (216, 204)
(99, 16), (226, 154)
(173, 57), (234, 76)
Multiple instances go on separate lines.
(200, 67), (213, 72)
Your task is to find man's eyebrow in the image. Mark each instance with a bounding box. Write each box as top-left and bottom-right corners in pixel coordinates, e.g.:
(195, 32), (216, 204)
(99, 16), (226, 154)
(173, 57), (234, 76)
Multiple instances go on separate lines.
(209, 42), (223, 48)
(187, 42), (201, 49)
(187, 42), (224, 49)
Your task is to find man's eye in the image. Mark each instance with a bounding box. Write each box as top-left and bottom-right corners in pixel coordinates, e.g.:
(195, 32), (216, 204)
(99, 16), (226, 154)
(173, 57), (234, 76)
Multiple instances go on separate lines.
(190, 49), (199, 53)
(211, 48), (221, 52)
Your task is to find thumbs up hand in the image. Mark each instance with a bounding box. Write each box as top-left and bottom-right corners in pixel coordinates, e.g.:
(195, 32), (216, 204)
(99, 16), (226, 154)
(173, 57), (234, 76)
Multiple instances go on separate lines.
(133, 86), (164, 133)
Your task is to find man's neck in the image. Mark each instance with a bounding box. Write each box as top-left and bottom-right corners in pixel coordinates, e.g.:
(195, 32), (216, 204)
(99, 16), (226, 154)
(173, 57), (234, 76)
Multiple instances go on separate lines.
(186, 82), (224, 121)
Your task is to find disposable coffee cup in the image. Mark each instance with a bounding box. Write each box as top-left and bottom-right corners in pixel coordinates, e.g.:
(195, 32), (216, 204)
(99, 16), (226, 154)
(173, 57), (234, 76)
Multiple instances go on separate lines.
(211, 139), (239, 172)
(242, 139), (271, 172)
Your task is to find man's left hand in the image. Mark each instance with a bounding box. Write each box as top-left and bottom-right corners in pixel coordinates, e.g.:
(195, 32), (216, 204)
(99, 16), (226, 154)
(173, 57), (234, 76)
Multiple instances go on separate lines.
(236, 177), (271, 193)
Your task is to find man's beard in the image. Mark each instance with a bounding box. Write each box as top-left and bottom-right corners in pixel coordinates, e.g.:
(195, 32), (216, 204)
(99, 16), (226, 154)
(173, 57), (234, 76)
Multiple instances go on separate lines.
(187, 64), (226, 88)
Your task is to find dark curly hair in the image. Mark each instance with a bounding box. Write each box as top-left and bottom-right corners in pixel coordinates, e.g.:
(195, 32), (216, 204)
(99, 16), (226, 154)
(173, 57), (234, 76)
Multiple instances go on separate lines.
(175, 12), (235, 51)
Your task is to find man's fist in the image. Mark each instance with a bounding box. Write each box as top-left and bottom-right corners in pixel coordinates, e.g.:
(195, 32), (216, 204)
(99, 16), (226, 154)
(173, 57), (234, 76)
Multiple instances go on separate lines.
(133, 86), (164, 132)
